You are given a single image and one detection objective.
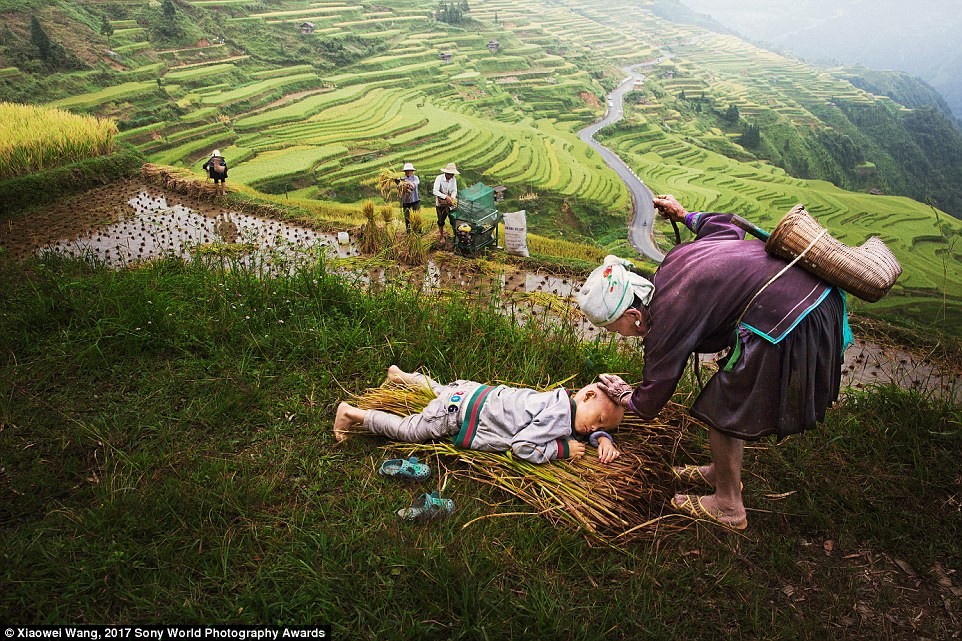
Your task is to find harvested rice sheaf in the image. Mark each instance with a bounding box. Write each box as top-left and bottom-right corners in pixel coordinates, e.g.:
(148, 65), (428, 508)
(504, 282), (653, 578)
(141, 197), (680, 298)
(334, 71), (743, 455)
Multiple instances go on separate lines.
(376, 168), (413, 202)
(357, 200), (386, 254)
(354, 382), (700, 542)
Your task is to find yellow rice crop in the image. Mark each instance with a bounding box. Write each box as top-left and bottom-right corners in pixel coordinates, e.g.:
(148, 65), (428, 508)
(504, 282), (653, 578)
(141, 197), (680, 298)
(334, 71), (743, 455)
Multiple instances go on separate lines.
(0, 102), (117, 180)
(523, 230), (609, 263)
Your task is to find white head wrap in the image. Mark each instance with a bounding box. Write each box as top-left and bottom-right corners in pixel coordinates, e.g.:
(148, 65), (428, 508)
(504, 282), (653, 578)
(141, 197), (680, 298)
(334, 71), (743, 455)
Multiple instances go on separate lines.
(577, 255), (655, 327)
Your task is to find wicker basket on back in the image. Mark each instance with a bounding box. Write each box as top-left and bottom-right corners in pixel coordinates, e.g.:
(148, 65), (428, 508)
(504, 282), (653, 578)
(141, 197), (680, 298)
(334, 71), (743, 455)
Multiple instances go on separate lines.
(765, 205), (902, 302)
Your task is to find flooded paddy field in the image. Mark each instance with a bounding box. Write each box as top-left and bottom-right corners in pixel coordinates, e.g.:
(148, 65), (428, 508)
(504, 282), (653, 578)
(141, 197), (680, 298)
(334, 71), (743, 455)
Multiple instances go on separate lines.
(0, 180), (356, 267)
(1, 181), (956, 400)
(0, 180), (596, 330)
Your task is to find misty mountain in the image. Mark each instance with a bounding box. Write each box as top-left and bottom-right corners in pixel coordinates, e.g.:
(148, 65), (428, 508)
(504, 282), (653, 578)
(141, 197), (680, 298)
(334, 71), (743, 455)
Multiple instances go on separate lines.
(675, 0), (962, 121)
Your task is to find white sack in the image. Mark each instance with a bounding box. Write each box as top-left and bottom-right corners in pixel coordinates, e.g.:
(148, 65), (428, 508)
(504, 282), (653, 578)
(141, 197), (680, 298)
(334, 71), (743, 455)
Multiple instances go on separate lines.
(502, 209), (529, 257)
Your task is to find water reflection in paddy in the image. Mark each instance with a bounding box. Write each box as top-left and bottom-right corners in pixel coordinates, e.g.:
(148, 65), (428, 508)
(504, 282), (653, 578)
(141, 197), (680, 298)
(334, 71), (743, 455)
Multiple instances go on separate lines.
(0, 183), (583, 308)
(40, 191), (358, 267)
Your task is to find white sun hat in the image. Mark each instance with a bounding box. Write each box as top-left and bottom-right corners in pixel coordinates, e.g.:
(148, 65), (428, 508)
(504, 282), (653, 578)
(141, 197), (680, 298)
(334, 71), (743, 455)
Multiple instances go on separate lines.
(441, 162), (459, 175)
(211, 149), (221, 157)
(402, 162), (416, 171)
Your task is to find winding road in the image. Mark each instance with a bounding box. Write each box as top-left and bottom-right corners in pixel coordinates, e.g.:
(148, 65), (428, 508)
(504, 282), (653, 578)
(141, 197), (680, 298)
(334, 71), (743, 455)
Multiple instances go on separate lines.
(578, 64), (664, 263)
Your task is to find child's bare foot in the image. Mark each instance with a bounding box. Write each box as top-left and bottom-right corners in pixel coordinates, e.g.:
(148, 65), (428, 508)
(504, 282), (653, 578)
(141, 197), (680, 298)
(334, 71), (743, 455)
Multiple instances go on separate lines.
(334, 402), (357, 442)
(384, 365), (422, 386)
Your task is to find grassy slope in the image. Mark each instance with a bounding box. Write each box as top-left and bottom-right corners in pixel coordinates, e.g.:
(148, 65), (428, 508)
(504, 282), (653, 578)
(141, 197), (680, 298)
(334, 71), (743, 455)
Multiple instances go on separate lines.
(0, 254), (959, 637)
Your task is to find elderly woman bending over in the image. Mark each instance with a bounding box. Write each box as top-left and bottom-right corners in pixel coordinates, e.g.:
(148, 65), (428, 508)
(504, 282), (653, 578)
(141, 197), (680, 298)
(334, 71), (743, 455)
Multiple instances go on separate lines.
(576, 195), (850, 530)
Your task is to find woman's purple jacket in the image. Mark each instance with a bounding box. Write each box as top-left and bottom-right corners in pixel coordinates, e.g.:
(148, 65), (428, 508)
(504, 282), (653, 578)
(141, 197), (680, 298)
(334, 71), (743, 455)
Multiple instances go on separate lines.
(627, 212), (833, 419)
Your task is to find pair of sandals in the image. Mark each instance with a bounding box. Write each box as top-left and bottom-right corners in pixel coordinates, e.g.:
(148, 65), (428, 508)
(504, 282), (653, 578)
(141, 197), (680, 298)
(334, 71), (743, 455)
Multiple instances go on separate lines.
(671, 464), (747, 531)
(379, 456), (455, 521)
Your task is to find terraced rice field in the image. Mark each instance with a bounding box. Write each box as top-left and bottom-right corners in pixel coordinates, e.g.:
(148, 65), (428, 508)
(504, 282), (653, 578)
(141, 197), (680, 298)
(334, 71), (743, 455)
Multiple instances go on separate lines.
(32, 0), (961, 326)
(603, 120), (962, 310)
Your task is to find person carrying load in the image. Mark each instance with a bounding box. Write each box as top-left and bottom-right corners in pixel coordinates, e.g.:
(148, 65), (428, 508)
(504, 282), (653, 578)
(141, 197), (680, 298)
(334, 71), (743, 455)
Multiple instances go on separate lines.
(432, 162), (459, 245)
(577, 194), (860, 531)
(202, 149), (228, 197)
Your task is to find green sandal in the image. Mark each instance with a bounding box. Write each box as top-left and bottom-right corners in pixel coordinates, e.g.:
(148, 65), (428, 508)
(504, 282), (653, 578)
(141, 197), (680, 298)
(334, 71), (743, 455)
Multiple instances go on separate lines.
(397, 491), (455, 521)
(379, 456), (430, 480)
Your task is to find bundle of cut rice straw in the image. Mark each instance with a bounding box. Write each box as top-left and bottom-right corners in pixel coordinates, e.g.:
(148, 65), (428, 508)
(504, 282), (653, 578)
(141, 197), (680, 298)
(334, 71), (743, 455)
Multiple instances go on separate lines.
(354, 381), (704, 542)
(376, 168), (413, 202)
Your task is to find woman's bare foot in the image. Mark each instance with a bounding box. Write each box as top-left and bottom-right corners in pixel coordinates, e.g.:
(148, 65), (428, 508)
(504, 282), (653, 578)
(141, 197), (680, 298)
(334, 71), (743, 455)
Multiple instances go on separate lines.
(672, 463), (716, 488)
(334, 402), (365, 442)
(672, 492), (747, 529)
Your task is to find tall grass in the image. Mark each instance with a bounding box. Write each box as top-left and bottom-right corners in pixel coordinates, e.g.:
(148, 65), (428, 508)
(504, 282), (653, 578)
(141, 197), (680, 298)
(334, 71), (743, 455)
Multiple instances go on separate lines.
(0, 252), (959, 636)
(0, 102), (117, 179)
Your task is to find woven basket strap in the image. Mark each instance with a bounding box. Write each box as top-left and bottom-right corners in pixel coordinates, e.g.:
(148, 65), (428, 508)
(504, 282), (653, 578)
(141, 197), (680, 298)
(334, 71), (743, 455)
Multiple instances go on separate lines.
(735, 228), (828, 327)
(723, 229), (828, 373)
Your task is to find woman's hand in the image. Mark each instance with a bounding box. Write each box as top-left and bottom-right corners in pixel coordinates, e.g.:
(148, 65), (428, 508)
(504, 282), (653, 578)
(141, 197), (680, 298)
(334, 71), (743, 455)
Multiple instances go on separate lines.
(597, 373), (633, 409)
(653, 194), (688, 223)
(596, 437), (621, 464)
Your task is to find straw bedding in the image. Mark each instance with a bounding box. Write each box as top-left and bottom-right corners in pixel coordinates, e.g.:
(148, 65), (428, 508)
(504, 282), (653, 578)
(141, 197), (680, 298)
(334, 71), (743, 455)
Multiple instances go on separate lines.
(354, 382), (704, 542)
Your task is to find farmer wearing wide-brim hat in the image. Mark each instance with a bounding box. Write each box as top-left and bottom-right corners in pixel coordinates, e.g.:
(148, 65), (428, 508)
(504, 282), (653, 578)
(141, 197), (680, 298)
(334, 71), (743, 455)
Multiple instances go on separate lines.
(432, 162), (459, 244)
(393, 162), (421, 232)
(202, 149), (228, 197)
(576, 194), (850, 531)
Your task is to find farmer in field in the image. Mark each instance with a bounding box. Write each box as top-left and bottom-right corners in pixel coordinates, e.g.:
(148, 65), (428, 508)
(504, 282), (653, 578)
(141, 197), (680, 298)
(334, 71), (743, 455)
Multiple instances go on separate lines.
(202, 149), (228, 197)
(577, 194), (848, 530)
(334, 366), (624, 465)
(432, 162), (459, 245)
(394, 162), (420, 232)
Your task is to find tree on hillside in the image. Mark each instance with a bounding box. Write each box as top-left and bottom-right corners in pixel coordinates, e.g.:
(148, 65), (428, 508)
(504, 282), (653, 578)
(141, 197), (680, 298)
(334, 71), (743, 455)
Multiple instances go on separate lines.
(145, 0), (190, 43)
(29, 15), (70, 68)
(437, 0), (469, 24)
(100, 16), (114, 37)
(29, 16), (51, 60)
(723, 103), (740, 125)
(740, 122), (760, 148)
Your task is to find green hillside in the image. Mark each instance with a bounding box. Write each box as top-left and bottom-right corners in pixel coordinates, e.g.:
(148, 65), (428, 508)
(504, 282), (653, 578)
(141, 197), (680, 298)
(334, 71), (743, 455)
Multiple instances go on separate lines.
(0, 0), (960, 330)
